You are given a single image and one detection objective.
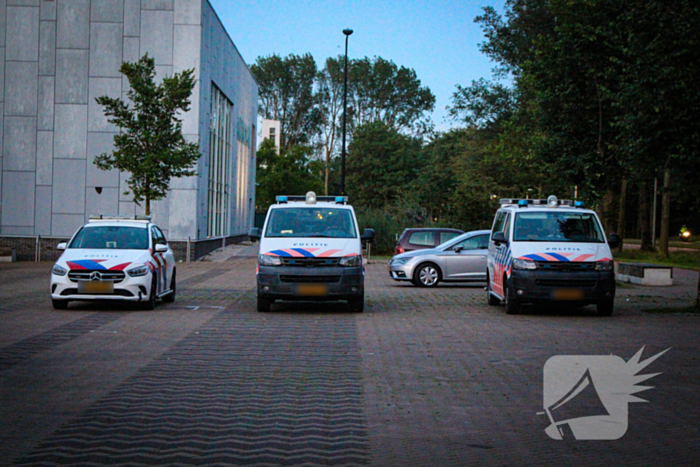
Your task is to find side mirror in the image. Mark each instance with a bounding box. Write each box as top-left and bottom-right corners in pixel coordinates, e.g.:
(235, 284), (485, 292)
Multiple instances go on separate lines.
(361, 228), (375, 243)
(608, 233), (621, 249)
(493, 231), (508, 245)
(155, 243), (168, 253)
(453, 245), (464, 253)
(249, 227), (261, 242)
(56, 242), (67, 251)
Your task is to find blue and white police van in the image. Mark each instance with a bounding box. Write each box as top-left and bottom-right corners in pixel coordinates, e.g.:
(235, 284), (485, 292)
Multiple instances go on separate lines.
(486, 196), (621, 316)
(249, 192), (374, 312)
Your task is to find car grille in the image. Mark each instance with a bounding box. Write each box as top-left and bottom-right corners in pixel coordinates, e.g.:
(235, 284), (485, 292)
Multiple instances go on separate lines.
(68, 270), (126, 283)
(281, 257), (340, 267)
(536, 279), (596, 288)
(535, 261), (595, 272)
(280, 275), (341, 283)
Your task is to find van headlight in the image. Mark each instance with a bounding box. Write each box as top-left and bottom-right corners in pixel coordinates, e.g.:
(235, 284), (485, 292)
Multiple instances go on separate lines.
(595, 260), (614, 271)
(52, 264), (67, 276)
(259, 254), (282, 266)
(127, 265), (150, 277)
(340, 255), (361, 267)
(512, 258), (537, 270)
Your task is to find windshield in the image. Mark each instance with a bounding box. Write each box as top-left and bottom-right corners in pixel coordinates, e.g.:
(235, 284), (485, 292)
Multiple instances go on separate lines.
(265, 208), (357, 238)
(514, 211), (605, 243)
(69, 226), (149, 249)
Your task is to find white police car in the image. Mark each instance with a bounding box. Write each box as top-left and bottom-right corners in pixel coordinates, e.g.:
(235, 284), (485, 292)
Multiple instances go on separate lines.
(486, 196), (620, 316)
(249, 192), (374, 312)
(50, 216), (176, 310)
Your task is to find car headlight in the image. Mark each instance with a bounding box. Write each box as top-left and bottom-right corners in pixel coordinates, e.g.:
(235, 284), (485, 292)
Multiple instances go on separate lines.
(340, 255), (362, 267)
(512, 258), (537, 270)
(259, 254), (282, 266)
(127, 265), (150, 277)
(390, 258), (408, 266)
(52, 264), (67, 276)
(595, 260), (614, 271)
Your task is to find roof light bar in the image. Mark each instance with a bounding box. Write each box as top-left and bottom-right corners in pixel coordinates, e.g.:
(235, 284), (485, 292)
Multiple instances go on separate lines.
(499, 197), (577, 207)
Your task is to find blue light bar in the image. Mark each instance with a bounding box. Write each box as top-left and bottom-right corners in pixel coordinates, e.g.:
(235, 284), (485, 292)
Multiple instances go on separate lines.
(518, 200), (529, 207)
(574, 201), (585, 208)
(335, 196), (346, 204)
(276, 196), (288, 204)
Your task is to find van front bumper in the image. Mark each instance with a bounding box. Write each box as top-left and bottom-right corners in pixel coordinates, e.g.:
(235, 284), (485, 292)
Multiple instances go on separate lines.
(508, 269), (615, 304)
(257, 265), (364, 301)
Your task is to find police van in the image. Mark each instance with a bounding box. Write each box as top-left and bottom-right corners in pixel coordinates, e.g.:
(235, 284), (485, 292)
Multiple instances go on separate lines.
(248, 192), (374, 312)
(486, 196), (621, 316)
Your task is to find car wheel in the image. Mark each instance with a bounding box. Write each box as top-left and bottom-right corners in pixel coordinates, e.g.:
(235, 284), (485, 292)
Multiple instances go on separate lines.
(52, 299), (68, 310)
(597, 298), (614, 316)
(348, 295), (364, 313)
(504, 278), (520, 315)
(162, 269), (176, 303)
(486, 273), (500, 306)
(141, 275), (157, 311)
(414, 263), (441, 287)
(257, 295), (272, 312)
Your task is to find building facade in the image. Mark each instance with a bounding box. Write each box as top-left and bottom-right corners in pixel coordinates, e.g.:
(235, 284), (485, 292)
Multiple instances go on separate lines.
(0, 0), (258, 252)
(260, 118), (280, 152)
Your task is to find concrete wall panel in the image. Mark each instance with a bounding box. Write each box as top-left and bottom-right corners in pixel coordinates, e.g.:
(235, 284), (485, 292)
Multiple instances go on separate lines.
(142, 0), (173, 10)
(0, 47), (4, 101)
(89, 22), (123, 77)
(175, 0), (201, 25)
(39, 20), (56, 75)
(168, 189), (196, 239)
(52, 159), (85, 214)
(54, 105), (87, 159)
(88, 78), (121, 132)
(51, 213), (84, 236)
(34, 185), (51, 235)
(1, 171), (35, 227)
(140, 9), (173, 65)
(40, 0), (56, 21)
(56, 0), (89, 48)
(36, 130), (53, 185)
(3, 117), (36, 171)
(56, 49), (89, 103)
(119, 200), (135, 217)
(5, 61), (38, 116)
(86, 131), (119, 187)
(7, 0), (40, 5)
(122, 36), (139, 63)
(123, 0), (140, 36)
(91, 0), (124, 23)
(0, 0), (6, 48)
(119, 171), (132, 201)
(86, 187), (119, 217)
(6, 5), (39, 61)
(37, 76), (54, 130)
(173, 24), (200, 76)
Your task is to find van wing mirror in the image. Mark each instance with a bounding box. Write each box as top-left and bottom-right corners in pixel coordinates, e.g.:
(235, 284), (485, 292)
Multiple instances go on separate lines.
(155, 243), (168, 253)
(56, 242), (67, 251)
(361, 228), (375, 243)
(607, 233), (621, 249)
(248, 227), (261, 242)
(493, 231), (508, 245)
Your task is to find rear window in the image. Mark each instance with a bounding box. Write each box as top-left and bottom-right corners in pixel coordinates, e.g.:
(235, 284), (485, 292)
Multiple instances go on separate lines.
(514, 211), (605, 243)
(69, 226), (149, 249)
(440, 231), (461, 244)
(265, 208), (357, 238)
(408, 231), (435, 246)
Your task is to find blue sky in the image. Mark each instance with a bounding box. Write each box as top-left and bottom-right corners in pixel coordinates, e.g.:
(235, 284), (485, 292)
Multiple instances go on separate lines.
(209, 0), (505, 131)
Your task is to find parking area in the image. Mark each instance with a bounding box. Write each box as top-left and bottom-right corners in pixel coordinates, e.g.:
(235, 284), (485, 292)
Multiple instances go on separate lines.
(0, 252), (699, 466)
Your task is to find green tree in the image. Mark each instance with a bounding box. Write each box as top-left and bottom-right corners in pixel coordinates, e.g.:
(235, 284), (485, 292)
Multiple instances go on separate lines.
(251, 53), (320, 150)
(94, 54), (200, 215)
(316, 56), (345, 195)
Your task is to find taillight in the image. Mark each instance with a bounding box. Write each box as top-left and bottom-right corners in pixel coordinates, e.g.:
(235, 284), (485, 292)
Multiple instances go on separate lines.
(397, 246), (404, 254)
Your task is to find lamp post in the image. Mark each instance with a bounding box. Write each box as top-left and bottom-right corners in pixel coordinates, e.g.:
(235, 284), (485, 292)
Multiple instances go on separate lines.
(341, 28), (353, 195)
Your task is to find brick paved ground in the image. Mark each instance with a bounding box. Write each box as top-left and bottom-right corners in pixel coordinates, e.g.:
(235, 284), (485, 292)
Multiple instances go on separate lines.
(0, 252), (698, 466)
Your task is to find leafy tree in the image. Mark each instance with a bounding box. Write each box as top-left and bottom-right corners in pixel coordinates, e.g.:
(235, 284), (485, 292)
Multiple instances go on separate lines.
(251, 53), (320, 149)
(316, 57), (345, 195)
(94, 54), (200, 215)
(254, 139), (324, 211)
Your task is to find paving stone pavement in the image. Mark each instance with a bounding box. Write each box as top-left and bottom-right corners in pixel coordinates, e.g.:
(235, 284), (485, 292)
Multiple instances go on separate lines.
(0, 255), (698, 466)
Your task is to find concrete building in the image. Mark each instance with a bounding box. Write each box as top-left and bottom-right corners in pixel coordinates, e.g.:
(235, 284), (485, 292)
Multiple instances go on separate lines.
(260, 118), (280, 152)
(0, 0), (258, 259)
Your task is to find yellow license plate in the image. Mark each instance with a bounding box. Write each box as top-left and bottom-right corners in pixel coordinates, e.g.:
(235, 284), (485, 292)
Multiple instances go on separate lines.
(295, 284), (329, 296)
(78, 281), (114, 294)
(551, 289), (584, 300)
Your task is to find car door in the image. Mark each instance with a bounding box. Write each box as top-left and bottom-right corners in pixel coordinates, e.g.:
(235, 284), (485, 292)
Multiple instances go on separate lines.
(150, 226), (173, 294)
(488, 212), (511, 297)
(444, 234), (490, 280)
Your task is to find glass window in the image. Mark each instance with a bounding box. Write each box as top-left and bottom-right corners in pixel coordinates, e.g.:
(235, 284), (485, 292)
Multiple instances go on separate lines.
(409, 231), (435, 247)
(453, 234), (490, 251)
(502, 214), (512, 240)
(491, 212), (507, 239)
(69, 226), (149, 250)
(440, 231), (461, 244)
(265, 208), (357, 239)
(207, 84), (233, 237)
(514, 211), (605, 243)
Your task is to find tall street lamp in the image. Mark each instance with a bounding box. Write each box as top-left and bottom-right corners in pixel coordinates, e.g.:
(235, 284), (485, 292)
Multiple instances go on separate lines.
(341, 28), (353, 195)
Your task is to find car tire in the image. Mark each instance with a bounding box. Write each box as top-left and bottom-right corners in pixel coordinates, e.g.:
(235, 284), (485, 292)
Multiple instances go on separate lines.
(414, 263), (441, 287)
(597, 298), (614, 316)
(257, 295), (272, 312)
(162, 269), (176, 303)
(141, 275), (157, 311)
(52, 299), (68, 310)
(348, 295), (364, 313)
(504, 278), (520, 315)
(486, 273), (500, 306)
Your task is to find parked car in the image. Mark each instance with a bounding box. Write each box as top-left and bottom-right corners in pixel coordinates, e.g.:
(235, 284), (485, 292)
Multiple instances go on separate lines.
(50, 216), (176, 310)
(389, 230), (490, 287)
(394, 228), (464, 255)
